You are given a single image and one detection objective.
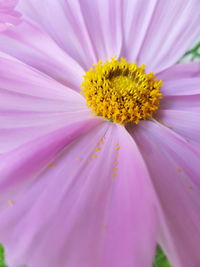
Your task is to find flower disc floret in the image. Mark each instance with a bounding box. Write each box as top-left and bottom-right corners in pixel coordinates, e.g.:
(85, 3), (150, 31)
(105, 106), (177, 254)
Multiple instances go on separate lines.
(81, 58), (163, 124)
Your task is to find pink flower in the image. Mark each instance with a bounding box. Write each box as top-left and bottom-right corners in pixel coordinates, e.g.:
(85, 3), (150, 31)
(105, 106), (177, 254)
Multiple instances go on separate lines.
(0, 1), (200, 267)
(0, 0), (21, 32)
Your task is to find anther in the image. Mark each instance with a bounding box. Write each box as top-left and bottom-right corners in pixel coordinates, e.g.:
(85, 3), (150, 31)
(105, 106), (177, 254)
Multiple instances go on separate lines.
(82, 58), (163, 124)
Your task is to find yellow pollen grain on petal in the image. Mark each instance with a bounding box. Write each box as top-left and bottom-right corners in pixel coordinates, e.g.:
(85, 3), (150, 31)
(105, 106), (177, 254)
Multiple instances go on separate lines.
(114, 161), (118, 166)
(48, 163), (56, 167)
(92, 154), (97, 158)
(95, 147), (100, 151)
(159, 121), (173, 129)
(99, 141), (104, 145)
(76, 158), (81, 161)
(187, 186), (193, 189)
(101, 137), (105, 140)
(112, 172), (117, 178)
(177, 168), (182, 172)
(115, 146), (120, 151)
(81, 57), (163, 125)
(8, 200), (14, 205)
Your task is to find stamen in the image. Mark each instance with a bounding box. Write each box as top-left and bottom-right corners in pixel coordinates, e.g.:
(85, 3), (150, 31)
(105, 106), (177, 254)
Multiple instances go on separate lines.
(81, 57), (163, 124)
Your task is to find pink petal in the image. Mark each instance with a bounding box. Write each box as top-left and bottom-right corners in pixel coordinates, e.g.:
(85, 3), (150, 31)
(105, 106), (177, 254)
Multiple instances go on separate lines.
(121, 0), (157, 61)
(155, 110), (200, 144)
(76, 0), (123, 62)
(157, 61), (200, 81)
(159, 95), (200, 112)
(158, 72), (200, 112)
(0, 124), (157, 267)
(0, 119), (100, 197)
(0, 53), (91, 153)
(0, 0), (21, 32)
(100, 125), (157, 267)
(161, 78), (200, 97)
(129, 120), (200, 267)
(135, 0), (200, 73)
(0, 21), (85, 91)
(17, 0), (123, 67)
(158, 75), (200, 111)
(0, 0), (18, 10)
(155, 69), (200, 143)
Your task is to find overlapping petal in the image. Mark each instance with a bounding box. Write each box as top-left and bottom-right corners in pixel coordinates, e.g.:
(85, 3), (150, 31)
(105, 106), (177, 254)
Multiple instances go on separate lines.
(129, 121), (200, 267)
(2, 0), (198, 74)
(0, 0), (18, 9)
(155, 62), (200, 143)
(155, 110), (200, 144)
(0, 1), (199, 267)
(0, 124), (157, 267)
(121, 0), (157, 62)
(0, 22), (85, 91)
(15, 0), (200, 74)
(17, 0), (123, 68)
(0, 53), (96, 154)
(0, 0), (21, 32)
(157, 61), (200, 81)
(135, 0), (200, 72)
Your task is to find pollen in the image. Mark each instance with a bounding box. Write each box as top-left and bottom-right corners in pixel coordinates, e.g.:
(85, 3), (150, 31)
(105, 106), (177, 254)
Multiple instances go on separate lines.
(81, 57), (163, 124)
(47, 163), (56, 167)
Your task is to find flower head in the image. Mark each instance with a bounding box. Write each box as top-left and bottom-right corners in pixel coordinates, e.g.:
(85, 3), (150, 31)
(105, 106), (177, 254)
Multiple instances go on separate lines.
(82, 57), (163, 124)
(0, 1), (200, 267)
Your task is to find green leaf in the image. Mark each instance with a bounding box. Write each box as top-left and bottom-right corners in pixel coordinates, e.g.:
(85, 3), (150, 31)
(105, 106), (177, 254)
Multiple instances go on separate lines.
(180, 40), (200, 62)
(153, 247), (171, 267)
(0, 244), (7, 267)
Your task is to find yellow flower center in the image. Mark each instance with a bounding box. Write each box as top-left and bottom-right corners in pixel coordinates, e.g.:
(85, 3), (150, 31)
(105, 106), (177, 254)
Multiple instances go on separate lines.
(81, 58), (163, 124)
